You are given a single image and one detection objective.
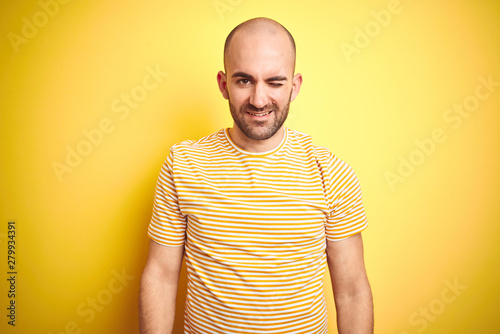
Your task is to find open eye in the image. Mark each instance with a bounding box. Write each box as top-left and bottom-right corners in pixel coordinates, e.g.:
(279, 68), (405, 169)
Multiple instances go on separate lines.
(237, 79), (251, 86)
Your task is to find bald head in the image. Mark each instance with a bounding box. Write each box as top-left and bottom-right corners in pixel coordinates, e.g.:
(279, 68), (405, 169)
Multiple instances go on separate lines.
(223, 17), (296, 73)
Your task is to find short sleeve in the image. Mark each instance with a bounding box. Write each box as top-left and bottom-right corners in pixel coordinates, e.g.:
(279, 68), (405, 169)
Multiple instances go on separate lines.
(320, 152), (368, 241)
(148, 148), (187, 246)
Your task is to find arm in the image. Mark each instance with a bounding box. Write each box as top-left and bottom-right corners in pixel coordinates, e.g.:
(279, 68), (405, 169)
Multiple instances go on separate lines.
(326, 233), (373, 334)
(139, 239), (184, 334)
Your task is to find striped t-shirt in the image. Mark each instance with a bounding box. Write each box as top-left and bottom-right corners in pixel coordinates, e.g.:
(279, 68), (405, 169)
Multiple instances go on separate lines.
(148, 128), (368, 334)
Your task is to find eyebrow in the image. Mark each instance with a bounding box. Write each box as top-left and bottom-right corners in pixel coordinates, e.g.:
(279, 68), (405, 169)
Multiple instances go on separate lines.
(231, 72), (288, 82)
(266, 76), (288, 82)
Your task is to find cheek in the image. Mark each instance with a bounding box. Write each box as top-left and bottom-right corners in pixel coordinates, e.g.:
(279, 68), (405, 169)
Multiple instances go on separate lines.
(230, 92), (254, 109)
(273, 89), (292, 105)
(228, 89), (249, 105)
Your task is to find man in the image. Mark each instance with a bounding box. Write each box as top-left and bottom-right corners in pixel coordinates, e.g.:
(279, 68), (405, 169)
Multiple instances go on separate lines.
(139, 17), (373, 334)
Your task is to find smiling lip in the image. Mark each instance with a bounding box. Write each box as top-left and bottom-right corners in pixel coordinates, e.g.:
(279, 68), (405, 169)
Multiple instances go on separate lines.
(246, 110), (273, 117)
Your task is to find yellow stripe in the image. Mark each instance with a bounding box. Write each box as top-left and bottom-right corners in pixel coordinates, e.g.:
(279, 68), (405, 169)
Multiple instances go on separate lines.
(148, 128), (367, 332)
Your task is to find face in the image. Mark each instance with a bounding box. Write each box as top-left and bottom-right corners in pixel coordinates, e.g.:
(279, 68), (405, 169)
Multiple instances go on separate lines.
(218, 28), (302, 142)
(228, 88), (292, 141)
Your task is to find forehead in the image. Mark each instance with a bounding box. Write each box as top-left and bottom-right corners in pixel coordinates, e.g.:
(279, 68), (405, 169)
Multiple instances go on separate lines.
(225, 29), (294, 76)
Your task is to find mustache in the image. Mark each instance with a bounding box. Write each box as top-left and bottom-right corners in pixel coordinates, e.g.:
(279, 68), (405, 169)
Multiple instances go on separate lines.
(242, 103), (278, 113)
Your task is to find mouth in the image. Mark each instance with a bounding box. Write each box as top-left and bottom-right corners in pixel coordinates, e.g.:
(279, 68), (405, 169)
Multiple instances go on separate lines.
(246, 110), (273, 117)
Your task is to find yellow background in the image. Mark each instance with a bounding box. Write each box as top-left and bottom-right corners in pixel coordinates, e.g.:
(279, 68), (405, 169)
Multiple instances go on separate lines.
(1, 0), (499, 333)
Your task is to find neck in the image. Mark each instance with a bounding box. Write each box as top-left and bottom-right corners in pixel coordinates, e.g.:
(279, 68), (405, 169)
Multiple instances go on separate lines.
(228, 126), (285, 153)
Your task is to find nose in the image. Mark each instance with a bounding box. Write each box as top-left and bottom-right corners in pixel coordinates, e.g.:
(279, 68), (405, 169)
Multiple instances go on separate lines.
(249, 82), (268, 109)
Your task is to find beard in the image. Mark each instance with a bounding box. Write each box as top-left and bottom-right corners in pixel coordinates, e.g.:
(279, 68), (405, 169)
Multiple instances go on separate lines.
(228, 93), (292, 141)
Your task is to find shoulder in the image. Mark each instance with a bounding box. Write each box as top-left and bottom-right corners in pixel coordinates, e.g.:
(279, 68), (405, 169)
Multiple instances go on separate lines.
(170, 129), (225, 155)
(286, 128), (313, 144)
(286, 128), (357, 177)
(314, 147), (357, 181)
(286, 128), (324, 156)
(286, 128), (334, 160)
(159, 129), (226, 170)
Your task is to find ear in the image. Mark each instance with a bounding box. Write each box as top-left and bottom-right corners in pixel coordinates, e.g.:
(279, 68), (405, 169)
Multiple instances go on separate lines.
(217, 71), (229, 100)
(290, 73), (303, 102)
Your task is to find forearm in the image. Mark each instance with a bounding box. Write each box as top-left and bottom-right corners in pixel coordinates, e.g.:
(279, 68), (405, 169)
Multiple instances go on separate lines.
(334, 283), (373, 334)
(139, 270), (178, 334)
(326, 234), (373, 334)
